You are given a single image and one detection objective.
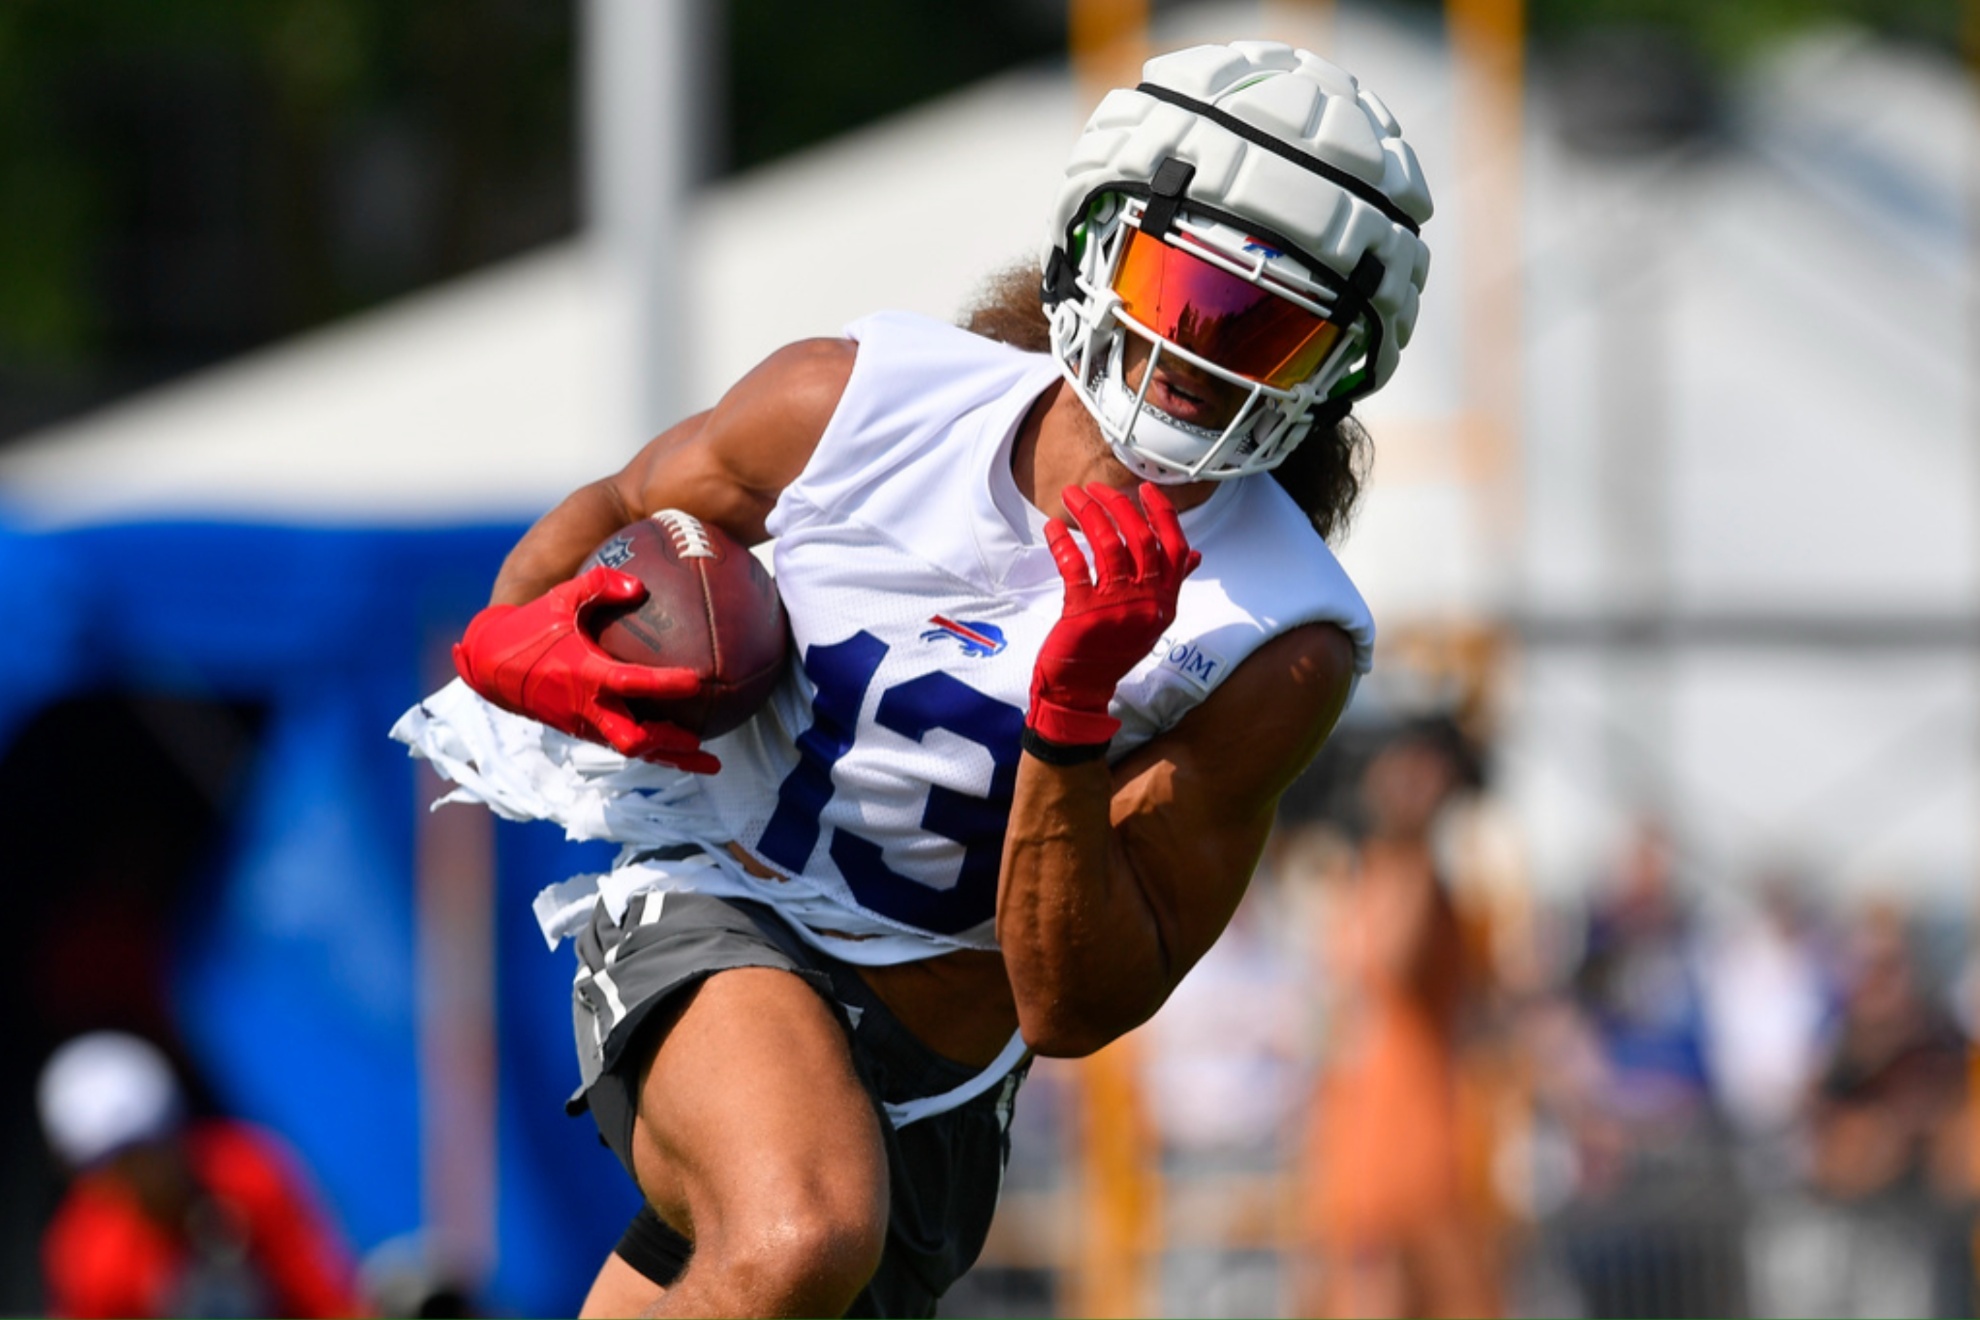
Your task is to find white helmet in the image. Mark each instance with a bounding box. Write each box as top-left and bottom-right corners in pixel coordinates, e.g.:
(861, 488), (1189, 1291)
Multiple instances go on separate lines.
(1043, 41), (1433, 483)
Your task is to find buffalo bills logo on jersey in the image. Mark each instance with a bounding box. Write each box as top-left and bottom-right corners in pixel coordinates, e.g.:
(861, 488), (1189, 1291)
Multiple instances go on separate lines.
(594, 534), (636, 569)
(1241, 236), (1283, 260)
(920, 616), (1006, 658)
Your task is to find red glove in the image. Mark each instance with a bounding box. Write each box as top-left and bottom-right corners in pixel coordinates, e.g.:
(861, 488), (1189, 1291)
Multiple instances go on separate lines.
(452, 565), (721, 773)
(1028, 482), (1201, 754)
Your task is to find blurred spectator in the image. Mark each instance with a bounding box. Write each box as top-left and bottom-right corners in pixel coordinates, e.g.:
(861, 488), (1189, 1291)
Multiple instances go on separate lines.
(1775, 902), (1973, 1319)
(36, 1032), (365, 1319)
(1809, 902), (1967, 1204)
(1293, 724), (1499, 1318)
(1543, 822), (1747, 1318)
(1689, 876), (1840, 1318)
(1697, 875), (1837, 1155)
(1571, 821), (1715, 1136)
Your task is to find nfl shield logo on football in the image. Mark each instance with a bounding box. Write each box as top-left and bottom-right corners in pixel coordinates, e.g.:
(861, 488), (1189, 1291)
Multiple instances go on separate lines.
(595, 534), (636, 569)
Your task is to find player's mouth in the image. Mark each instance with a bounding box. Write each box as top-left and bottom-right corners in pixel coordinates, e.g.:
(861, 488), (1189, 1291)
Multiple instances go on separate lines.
(1146, 363), (1244, 429)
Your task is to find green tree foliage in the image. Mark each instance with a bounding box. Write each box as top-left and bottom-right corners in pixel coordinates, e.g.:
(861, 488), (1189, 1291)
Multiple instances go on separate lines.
(0, 1), (573, 376)
(1524, 0), (1960, 66)
(724, 0), (1061, 170)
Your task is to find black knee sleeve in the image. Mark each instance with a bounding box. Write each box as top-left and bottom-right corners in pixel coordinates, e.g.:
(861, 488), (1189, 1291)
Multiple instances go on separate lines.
(616, 1204), (692, 1287)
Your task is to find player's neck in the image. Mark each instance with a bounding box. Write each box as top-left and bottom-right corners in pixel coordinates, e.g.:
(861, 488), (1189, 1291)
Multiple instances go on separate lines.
(1011, 379), (1130, 522)
(1011, 384), (1226, 522)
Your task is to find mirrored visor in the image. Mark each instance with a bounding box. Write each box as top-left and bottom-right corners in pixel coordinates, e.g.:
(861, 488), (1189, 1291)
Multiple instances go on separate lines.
(1112, 226), (1344, 390)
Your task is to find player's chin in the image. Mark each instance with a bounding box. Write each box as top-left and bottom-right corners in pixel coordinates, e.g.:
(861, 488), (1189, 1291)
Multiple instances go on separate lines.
(1106, 455), (1226, 519)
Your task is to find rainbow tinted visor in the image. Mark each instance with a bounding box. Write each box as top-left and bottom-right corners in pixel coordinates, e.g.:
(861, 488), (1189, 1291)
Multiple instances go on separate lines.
(1111, 224), (1346, 390)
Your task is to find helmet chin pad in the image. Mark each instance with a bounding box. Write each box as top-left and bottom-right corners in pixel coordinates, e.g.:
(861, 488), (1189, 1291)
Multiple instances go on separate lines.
(1092, 335), (1265, 483)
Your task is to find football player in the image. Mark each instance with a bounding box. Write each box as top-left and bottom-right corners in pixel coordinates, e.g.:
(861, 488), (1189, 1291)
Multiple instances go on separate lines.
(400, 39), (1431, 1318)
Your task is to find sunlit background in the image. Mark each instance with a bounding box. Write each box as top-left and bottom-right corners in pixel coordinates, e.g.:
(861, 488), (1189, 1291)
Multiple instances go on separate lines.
(0, 0), (1973, 1316)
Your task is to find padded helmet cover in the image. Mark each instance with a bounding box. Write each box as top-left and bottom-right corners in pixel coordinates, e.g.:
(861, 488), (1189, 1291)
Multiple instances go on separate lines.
(1046, 41), (1433, 404)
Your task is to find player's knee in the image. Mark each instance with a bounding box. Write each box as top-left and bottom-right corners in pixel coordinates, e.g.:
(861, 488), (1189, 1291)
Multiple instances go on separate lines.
(716, 1189), (887, 1312)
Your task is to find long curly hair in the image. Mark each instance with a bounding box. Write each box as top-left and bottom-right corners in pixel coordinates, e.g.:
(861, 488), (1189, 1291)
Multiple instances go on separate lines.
(958, 261), (1371, 544)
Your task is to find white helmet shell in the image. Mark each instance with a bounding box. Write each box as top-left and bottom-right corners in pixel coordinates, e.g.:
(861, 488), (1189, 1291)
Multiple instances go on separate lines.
(1042, 41), (1433, 482)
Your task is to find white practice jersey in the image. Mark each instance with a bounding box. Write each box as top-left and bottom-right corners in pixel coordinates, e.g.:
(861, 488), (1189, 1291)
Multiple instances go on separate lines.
(394, 310), (1375, 967)
(689, 310), (1375, 957)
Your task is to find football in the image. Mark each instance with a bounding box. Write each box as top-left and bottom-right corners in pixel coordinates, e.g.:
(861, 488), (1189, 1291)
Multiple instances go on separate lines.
(579, 510), (789, 738)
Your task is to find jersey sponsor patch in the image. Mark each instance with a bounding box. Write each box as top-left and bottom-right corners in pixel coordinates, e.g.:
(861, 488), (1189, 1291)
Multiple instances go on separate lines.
(920, 616), (1007, 658)
(1153, 634), (1227, 691)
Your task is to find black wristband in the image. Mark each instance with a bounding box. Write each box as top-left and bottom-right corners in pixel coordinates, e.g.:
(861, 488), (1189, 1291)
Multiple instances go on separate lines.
(1022, 725), (1110, 766)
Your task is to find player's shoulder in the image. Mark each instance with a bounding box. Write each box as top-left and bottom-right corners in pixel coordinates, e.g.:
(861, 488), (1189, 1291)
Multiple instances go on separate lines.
(1274, 617), (1360, 687)
(746, 336), (859, 404)
(765, 335), (859, 372)
(1218, 618), (1357, 706)
(709, 337), (859, 455)
(829, 309), (1058, 429)
(780, 311), (1052, 408)
(1151, 617), (1356, 801)
(1191, 474), (1375, 670)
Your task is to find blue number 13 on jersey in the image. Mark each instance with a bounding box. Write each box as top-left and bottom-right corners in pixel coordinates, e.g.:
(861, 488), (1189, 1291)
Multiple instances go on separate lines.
(754, 631), (1025, 934)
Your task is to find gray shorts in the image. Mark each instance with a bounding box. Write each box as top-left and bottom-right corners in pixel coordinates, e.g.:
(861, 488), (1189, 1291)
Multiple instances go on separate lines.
(568, 882), (1025, 1318)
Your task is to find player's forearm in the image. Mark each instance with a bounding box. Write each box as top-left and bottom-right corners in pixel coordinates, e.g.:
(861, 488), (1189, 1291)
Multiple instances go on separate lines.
(489, 479), (640, 606)
(996, 755), (1172, 1057)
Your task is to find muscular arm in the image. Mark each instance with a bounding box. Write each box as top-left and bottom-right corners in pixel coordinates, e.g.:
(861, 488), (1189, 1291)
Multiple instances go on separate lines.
(488, 338), (856, 605)
(996, 620), (1358, 1056)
